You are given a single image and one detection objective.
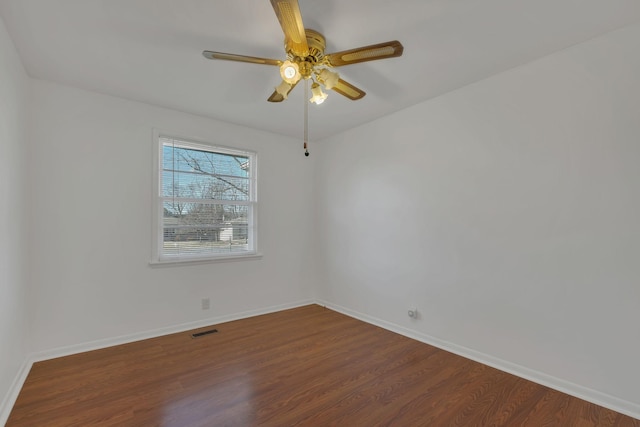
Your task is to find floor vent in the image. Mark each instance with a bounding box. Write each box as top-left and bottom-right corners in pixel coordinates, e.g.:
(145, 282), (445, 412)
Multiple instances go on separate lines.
(191, 329), (218, 338)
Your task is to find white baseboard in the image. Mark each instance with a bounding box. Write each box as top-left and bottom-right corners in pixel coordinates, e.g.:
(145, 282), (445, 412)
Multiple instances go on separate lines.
(0, 356), (33, 427)
(317, 299), (640, 421)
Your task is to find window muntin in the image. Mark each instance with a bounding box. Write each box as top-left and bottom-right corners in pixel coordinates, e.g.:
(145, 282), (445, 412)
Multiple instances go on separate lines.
(155, 136), (257, 262)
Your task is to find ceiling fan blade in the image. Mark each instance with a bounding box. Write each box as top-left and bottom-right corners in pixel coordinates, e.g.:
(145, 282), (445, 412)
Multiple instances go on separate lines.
(268, 80), (299, 102)
(203, 51), (282, 66)
(270, 0), (309, 57)
(325, 40), (404, 67)
(331, 79), (366, 100)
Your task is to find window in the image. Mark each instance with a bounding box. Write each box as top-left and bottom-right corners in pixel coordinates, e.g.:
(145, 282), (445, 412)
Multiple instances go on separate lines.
(152, 134), (258, 263)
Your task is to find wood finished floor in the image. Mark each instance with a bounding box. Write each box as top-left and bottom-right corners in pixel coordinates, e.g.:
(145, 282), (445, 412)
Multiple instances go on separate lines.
(8, 304), (640, 426)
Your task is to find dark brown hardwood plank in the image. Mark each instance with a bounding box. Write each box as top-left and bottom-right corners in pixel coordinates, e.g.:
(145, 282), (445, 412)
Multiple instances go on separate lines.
(7, 304), (640, 426)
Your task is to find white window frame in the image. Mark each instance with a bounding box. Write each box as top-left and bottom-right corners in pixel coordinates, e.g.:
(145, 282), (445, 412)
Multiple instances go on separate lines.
(151, 130), (260, 265)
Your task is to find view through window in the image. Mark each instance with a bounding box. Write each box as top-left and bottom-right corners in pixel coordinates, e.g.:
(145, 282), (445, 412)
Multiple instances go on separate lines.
(156, 136), (257, 262)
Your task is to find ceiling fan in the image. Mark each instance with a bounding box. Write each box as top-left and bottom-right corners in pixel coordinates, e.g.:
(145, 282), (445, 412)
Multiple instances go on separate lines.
(202, 0), (404, 104)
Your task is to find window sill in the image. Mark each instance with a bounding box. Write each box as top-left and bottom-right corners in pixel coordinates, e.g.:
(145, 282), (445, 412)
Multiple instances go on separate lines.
(149, 252), (263, 267)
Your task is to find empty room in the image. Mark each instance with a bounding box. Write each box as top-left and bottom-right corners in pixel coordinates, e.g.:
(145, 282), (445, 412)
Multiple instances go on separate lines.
(1, 0), (639, 425)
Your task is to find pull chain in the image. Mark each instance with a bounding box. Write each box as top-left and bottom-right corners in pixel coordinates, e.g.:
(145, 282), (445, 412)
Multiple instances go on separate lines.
(304, 79), (309, 156)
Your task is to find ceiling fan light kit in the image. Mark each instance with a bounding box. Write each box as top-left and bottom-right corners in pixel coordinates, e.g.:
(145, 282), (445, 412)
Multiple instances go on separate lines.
(309, 82), (328, 105)
(316, 68), (339, 90)
(203, 0), (404, 154)
(280, 60), (301, 84)
(275, 80), (293, 99)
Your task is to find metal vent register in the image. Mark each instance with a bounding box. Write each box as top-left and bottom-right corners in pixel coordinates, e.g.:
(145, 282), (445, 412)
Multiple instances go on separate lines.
(191, 329), (218, 338)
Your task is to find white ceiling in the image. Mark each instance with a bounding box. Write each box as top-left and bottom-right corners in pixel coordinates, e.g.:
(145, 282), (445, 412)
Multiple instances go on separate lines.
(2, 0), (640, 140)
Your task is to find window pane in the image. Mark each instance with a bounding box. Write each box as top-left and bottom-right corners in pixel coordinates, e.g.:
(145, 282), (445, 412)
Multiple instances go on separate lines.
(162, 172), (249, 201)
(162, 144), (250, 201)
(157, 136), (256, 261)
(162, 238), (250, 257)
(162, 202), (250, 256)
(166, 146), (249, 176)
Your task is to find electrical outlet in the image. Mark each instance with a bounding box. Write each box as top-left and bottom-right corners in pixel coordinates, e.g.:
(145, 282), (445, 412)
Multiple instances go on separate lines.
(408, 308), (418, 319)
(201, 298), (210, 310)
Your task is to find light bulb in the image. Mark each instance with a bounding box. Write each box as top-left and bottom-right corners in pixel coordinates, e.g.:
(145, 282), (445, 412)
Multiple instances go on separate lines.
(280, 60), (301, 84)
(283, 66), (296, 79)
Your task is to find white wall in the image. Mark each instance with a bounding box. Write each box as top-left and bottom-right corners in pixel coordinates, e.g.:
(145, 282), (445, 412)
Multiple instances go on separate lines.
(315, 23), (640, 411)
(4, 12), (640, 421)
(0, 14), (30, 422)
(27, 80), (316, 354)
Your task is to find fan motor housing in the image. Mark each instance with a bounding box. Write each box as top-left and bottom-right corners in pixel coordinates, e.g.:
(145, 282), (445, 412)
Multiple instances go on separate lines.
(305, 29), (326, 54)
(287, 29), (326, 65)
